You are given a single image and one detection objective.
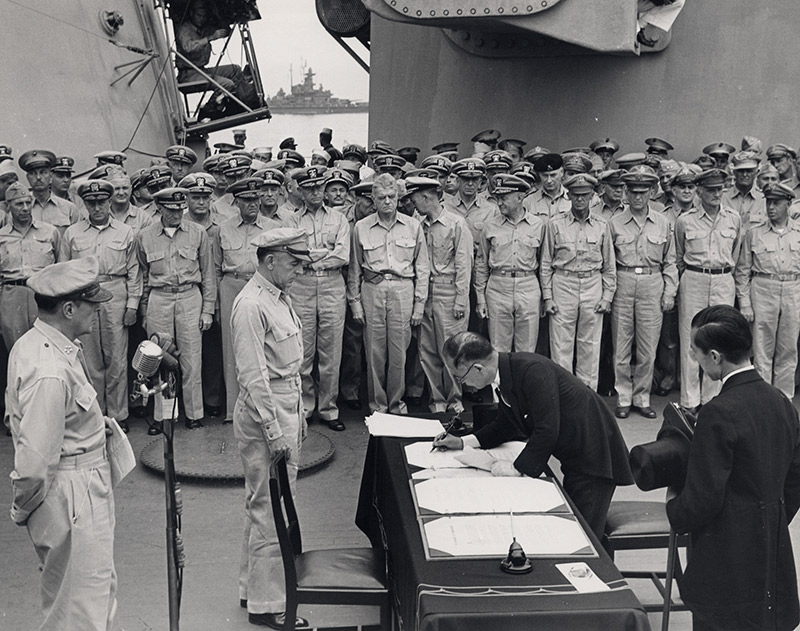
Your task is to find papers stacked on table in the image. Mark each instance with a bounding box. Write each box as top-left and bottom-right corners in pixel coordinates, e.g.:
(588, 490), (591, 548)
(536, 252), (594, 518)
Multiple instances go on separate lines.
(364, 412), (445, 438)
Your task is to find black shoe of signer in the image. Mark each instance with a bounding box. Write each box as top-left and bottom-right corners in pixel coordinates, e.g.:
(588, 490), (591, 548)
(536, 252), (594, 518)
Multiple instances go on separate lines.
(184, 417), (203, 430)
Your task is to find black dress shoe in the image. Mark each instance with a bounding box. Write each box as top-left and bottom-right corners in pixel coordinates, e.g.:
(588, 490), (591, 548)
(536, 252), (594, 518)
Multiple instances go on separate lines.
(653, 386), (671, 397)
(148, 421), (163, 436)
(635, 406), (658, 419)
(184, 417), (204, 429)
(614, 406), (631, 419)
(248, 612), (309, 629)
(323, 418), (346, 431)
(118, 418), (130, 433)
(344, 399), (362, 410)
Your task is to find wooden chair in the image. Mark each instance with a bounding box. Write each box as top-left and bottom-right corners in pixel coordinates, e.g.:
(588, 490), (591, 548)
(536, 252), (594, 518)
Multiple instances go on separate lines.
(603, 500), (689, 631)
(269, 454), (392, 631)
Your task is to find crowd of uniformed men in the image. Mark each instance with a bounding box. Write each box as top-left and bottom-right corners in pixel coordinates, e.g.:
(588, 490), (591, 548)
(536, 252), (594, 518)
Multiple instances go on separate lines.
(0, 128), (798, 434)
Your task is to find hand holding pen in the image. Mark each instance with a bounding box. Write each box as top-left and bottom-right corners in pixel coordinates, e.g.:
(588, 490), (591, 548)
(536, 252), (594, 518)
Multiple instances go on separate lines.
(431, 415), (464, 452)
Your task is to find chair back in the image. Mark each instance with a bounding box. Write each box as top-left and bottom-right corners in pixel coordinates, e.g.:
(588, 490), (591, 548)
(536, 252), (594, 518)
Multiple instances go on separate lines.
(269, 453), (302, 629)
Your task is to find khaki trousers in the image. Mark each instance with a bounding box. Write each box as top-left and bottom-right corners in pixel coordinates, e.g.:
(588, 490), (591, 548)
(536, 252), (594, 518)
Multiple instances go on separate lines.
(147, 287), (204, 420)
(612, 272), (664, 408)
(235, 375), (303, 614)
(362, 279), (414, 414)
(485, 273), (541, 353)
(27, 449), (116, 631)
(549, 272), (604, 390)
(290, 273), (346, 420)
(678, 270), (734, 407)
(419, 282), (469, 413)
(751, 276), (800, 398)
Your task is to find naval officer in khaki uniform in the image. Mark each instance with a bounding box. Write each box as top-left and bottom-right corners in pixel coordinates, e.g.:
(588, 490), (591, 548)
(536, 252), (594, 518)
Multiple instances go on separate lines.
(287, 167), (351, 430)
(137, 187), (216, 429)
(215, 177), (282, 423)
(8, 257), (117, 631)
(348, 174), (430, 414)
(675, 168), (743, 412)
(19, 150), (83, 236)
(609, 168), (678, 419)
(541, 173), (616, 390)
(60, 180), (141, 431)
(0, 182), (60, 348)
(474, 173), (545, 353)
(232, 228), (314, 630)
(406, 176), (472, 414)
(735, 183), (800, 397)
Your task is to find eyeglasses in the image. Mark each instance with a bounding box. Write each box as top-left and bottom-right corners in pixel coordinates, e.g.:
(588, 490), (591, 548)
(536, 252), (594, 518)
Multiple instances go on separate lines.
(454, 361), (479, 385)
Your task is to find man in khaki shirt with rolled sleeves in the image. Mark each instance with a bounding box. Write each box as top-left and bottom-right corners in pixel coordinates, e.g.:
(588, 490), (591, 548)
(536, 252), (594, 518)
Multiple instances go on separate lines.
(474, 174), (545, 353)
(675, 168), (743, 412)
(541, 173), (616, 391)
(348, 174), (430, 414)
(735, 183), (800, 397)
(287, 167), (350, 429)
(0, 182), (60, 348)
(137, 187), (216, 429)
(214, 177), (281, 424)
(232, 228), (313, 630)
(609, 168), (678, 419)
(406, 177), (472, 414)
(60, 180), (141, 431)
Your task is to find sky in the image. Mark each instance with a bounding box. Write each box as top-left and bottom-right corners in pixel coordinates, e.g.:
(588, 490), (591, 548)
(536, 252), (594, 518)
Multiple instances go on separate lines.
(222, 1), (370, 102)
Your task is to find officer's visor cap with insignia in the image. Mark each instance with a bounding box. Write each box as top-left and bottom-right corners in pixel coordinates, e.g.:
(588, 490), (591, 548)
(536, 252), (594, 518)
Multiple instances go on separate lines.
(451, 158), (487, 178)
(179, 172), (216, 194)
(77, 179), (114, 201)
(153, 187), (189, 210)
(252, 227), (318, 263)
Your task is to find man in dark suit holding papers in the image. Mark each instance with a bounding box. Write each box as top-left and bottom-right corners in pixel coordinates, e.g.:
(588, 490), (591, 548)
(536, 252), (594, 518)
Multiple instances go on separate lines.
(434, 331), (633, 539)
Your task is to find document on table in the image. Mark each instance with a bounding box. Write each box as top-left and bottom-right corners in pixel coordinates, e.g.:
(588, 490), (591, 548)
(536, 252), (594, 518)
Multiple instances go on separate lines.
(404, 440), (526, 471)
(413, 477), (570, 515)
(365, 413), (444, 438)
(422, 514), (596, 559)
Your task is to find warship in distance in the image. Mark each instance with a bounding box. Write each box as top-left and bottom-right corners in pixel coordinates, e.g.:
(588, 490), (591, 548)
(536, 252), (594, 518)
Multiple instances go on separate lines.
(268, 66), (368, 115)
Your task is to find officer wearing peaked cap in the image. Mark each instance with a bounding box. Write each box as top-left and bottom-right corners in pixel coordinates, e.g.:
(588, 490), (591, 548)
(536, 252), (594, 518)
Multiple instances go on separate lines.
(373, 154), (406, 179)
(645, 137), (673, 158)
(20, 149), (83, 236)
(213, 155), (253, 221)
(616, 152), (648, 171)
(497, 139), (526, 164)
(397, 146), (421, 165)
(348, 174), (430, 415)
(541, 173), (616, 391)
(181, 172), (225, 417)
(286, 160), (351, 429)
(724, 151), (764, 227)
(277, 149), (305, 170)
(279, 137), (297, 150)
(526, 153), (570, 219)
(735, 182), (800, 398)
(50, 156), (75, 203)
(94, 150), (128, 167)
(608, 167), (678, 419)
(0, 144), (12, 164)
(674, 169), (742, 413)
(323, 168), (352, 210)
(141, 164), (173, 218)
(137, 186), (216, 430)
(231, 227), (309, 627)
(214, 176), (283, 424)
(702, 142), (736, 169)
(0, 181), (61, 348)
(589, 169), (626, 222)
(61, 179), (141, 430)
(256, 168), (291, 225)
(8, 256), (122, 631)
(405, 176), (472, 414)
(475, 173), (545, 355)
(590, 138), (620, 169)
(343, 144), (367, 164)
(431, 142), (459, 162)
(767, 143), (798, 189)
(166, 144), (198, 184)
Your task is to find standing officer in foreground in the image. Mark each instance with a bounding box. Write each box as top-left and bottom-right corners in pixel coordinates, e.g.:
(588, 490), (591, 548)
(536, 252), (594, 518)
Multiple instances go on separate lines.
(232, 228), (313, 630)
(667, 305), (800, 631)
(609, 168), (677, 418)
(434, 331), (633, 540)
(540, 173), (616, 391)
(735, 183), (800, 398)
(348, 174), (429, 414)
(137, 188), (216, 430)
(60, 181), (141, 432)
(8, 257), (117, 631)
(674, 169), (742, 413)
(406, 176), (472, 414)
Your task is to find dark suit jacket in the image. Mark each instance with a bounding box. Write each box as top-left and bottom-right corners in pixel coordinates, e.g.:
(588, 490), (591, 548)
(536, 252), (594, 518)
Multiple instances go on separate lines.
(667, 369), (800, 630)
(473, 352), (634, 485)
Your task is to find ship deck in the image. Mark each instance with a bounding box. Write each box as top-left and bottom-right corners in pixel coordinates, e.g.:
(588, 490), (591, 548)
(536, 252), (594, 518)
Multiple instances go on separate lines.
(2, 389), (800, 631)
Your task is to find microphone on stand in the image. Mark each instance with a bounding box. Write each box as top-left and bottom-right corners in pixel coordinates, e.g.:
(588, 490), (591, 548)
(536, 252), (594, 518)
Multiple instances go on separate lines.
(131, 336), (180, 405)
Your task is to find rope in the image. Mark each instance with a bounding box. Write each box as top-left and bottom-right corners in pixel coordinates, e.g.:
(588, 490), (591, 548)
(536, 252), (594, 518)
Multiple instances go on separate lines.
(122, 52), (174, 153)
(4, 0), (154, 55)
